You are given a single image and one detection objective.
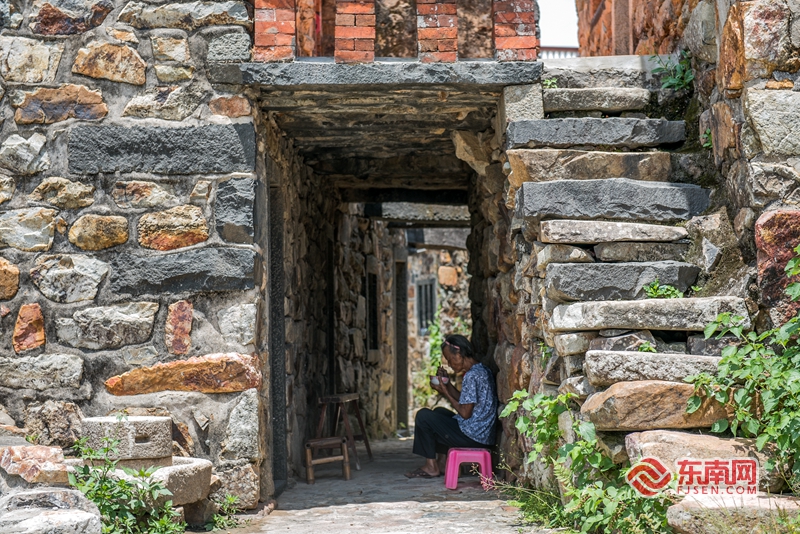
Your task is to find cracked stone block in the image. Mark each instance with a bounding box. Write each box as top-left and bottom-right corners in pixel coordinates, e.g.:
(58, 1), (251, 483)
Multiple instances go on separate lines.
(82, 416), (172, 460)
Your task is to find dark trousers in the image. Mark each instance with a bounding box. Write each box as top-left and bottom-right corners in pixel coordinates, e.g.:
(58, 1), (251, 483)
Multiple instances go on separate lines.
(412, 407), (485, 459)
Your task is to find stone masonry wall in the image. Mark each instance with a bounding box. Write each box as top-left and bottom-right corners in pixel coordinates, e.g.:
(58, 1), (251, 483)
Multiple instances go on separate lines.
(0, 0), (273, 508)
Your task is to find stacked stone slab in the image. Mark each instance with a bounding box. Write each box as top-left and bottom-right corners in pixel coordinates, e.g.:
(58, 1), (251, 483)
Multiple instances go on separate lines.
(463, 57), (773, 494)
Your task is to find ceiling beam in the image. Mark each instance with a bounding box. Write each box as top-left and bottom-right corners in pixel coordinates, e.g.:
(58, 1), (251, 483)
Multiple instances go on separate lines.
(342, 188), (468, 204)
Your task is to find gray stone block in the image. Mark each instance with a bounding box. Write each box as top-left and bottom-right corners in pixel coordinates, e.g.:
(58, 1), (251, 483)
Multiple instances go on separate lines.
(507, 118), (686, 149)
(540, 220), (688, 244)
(589, 330), (655, 352)
(207, 32), (251, 62)
(68, 124), (255, 174)
(215, 177), (255, 244)
(545, 261), (700, 301)
(116, 457), (212, 506)
(594, 242), (689, 262)
(507, 149), (673, 184)
(744, 89), (800, 156)
(0, 354), (83, 390)
(57, 303), (159, 350)
(110, 246), (255, 295)
(518, 178), (710, 223)
(82, 416), (172, 460)
(584, 350), (721, 387)
(687, 334), (739, 356)
(550, 296), (751, 332)
(543, 88), (651, 112)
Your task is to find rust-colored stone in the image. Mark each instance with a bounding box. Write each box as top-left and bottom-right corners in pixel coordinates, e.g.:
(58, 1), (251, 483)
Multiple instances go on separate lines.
(766, 79), (794, 90)
(0, 445), (69, 484)
(165, 300), (193, 355)
(437, 265), (458, 286)
(710, 101), (736, 166)
(0, 306), (10, 318)
(72, 42), (146, 85)
(138, 205), (209, 251)
(13, 303), (45, 353)
(105, 353), (262, 396)
(718, 3), (746, 97)
(68, 214), (128, 251)
(581, 380), (727, 431)
(13, 84), (107, 125)
(755, 210), (800, 322)
(208, 95), (252, 118)
(0, 257), (20, 301)
(31, 0), (113, 35)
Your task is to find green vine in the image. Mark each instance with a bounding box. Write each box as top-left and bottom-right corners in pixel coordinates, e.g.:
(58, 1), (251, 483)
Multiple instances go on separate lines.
(651, 51), (695, 91)
(500, 392), (673, 533)
(687, 244), (800, 492)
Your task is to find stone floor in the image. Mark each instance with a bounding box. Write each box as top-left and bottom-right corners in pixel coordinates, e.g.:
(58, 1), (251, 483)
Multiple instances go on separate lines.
(239, 439), (548, 533)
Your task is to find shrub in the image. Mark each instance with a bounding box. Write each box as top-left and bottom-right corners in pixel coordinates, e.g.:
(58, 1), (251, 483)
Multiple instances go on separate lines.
(644, 279), (684, 299)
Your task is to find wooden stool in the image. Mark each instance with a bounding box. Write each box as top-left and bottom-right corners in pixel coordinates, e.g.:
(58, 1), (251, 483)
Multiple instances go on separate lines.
(316, 392), (373, 470)
(305, 436), (350, 484)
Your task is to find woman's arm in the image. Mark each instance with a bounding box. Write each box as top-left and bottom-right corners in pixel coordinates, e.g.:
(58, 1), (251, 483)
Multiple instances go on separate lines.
(431, 380), (474, 419)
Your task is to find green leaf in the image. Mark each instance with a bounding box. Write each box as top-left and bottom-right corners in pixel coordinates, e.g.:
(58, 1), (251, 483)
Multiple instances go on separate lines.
(686, 395), (702, 414)
(710, 419), (728, 433)
(704, 322), (719, 339)
(756, 433), (770, 451)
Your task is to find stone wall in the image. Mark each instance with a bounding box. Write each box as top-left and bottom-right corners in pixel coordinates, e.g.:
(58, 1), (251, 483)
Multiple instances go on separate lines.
(0, 0), (271, 507)
(576, 0), (699, 57)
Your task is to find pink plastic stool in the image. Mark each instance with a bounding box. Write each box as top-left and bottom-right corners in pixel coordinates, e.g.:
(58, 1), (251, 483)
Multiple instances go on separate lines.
(444, 448), (493, 490)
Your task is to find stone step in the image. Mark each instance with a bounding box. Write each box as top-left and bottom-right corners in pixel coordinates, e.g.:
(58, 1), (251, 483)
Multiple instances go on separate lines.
(594, 241), (689, 262)
(506, 118), (685, 149)
(540, 220), (688, 244)
(545, 261), (700, 302)
(581, 380), (727, 431)
(626, 430), (783, 492)
(584, 350), (720, 386)
(550, 296), (751, 332)
(543, 87), (651, 113)
(517, 178), (710, 223)
(507, 149), (708, 186)
(667, 493), (800, 534)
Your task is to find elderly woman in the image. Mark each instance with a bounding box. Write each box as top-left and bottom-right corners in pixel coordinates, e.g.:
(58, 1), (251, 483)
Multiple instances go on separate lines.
(405, 334), (498, 479)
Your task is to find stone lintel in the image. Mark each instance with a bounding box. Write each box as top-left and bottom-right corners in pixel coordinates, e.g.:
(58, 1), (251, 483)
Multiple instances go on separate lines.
(209, 59), (543, 88)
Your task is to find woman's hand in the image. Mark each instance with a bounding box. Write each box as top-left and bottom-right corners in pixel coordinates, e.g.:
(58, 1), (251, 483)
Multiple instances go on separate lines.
(430, 378), (446, 394)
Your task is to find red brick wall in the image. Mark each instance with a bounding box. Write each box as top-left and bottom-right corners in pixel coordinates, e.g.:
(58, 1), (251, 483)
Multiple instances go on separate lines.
(335, 0), (376, 63)
(416, 0), (458, 63)
(254, 0), (297, 62)
(493, 0), (539, 61)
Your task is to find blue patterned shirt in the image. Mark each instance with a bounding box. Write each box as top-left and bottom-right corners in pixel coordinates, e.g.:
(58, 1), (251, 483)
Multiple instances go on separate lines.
(454, 363), (498, 445)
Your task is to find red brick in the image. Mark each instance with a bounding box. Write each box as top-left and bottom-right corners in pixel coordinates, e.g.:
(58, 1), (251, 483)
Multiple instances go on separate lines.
(275, 8), (295, 20)
(253, 45), (295, 61)
(335, 13), (354, 25)
(417, 14), (438, 27)
(418, 39), (438, 52)
(255, 0), (294, 9)
(494, 10), (536, 23)
(417, 27), (457, 40)
(493, 0), (536, 12)
(494, 24), (517, 37)
(495, 35), (536, 49)
(255, 32), (295, 46)
(420, 51), (457, 63)
(437, 14), (456, 27)
(354, 38), (375, 50)
(255, 8), (276, 21)
(255, 20), (295, 34)
(495, 47), (538, 61)
(417, 3), (456, 14)
(336, 25), (375, 38)
(334, 50), (374, 63)
(336, 1), (374, 14)
(355, 14), (375, 25)
(437, 39), (457, 51)
(416, 0), (437, 4)
(335, 38), (355, 50)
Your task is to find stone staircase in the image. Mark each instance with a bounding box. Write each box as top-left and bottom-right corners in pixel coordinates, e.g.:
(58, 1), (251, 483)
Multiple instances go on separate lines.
(497, 61), (797, 527)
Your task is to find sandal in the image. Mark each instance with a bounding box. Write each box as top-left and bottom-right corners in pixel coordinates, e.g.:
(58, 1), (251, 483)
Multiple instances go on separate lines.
(404, 468), (436, 479)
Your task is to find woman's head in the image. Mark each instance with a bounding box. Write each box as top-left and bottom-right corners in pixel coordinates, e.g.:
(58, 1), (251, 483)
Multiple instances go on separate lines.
(442, 334), (476, 373)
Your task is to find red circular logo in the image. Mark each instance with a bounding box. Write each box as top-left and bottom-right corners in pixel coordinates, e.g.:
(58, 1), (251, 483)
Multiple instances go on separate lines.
(626, 457), (672, 497)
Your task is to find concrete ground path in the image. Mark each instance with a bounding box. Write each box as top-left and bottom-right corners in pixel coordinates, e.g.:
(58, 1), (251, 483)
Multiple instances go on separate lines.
(240, 439), (549, 533)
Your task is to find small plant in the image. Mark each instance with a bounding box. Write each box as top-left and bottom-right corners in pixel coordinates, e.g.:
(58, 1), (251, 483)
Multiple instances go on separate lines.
(500, 391), (673, 533)
(25, 434), (38, 444)
(701, 128), (713, 149)
(651, 51), (695, 91)
(638, 341), (657, 353)
(644, 279), (684, 299)
(69, 434), (184, 534)
(687, 244), (800, 491)
(542, 78), (558, 89)
(206, 494), (242, 531)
